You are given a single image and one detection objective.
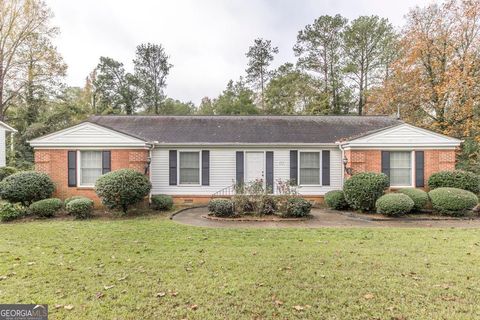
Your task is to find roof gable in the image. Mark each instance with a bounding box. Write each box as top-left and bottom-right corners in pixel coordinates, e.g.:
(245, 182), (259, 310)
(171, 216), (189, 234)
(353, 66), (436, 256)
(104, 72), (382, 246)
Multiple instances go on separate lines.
(342, 123), (461, 148)
(29, 122), (146, 147)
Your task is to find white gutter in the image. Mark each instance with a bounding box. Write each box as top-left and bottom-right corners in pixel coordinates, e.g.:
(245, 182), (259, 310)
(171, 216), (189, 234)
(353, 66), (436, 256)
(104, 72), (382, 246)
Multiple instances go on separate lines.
(147, 141), (159, 203)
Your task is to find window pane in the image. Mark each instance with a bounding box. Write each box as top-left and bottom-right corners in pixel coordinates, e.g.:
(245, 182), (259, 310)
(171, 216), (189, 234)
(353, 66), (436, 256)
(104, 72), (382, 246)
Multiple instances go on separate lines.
(390, 151), (411, 186)
(80, 151), (102, 185)
(179, 152), (199, 184)
(300, 152), (320, 184)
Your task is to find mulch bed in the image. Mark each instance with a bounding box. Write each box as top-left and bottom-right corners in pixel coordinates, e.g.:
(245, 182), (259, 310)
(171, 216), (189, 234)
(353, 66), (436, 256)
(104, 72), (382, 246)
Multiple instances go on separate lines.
(202, 214), (311, 222)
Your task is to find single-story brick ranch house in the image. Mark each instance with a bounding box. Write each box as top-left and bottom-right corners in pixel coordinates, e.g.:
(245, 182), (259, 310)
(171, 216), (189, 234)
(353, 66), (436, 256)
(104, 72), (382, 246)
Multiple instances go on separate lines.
(28, 115), (461, 206)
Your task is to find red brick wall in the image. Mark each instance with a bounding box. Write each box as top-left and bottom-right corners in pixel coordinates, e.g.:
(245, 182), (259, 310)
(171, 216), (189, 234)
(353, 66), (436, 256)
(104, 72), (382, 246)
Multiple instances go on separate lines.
(35, 149), (148, 206)
(345, 149), (456, 187)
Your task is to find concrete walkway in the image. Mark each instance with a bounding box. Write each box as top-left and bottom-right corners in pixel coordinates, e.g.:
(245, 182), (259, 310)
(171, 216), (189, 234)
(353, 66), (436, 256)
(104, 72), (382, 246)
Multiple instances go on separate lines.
(172, 207), (480, 228)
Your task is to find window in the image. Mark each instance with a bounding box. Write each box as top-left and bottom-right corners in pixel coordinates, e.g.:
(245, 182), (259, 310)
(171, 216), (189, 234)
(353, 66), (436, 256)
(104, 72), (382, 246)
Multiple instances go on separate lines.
(179, 151), (200, 184)
(299, 152), (320, 185)
(79, 151), (103, 186)
(390, 151), (412, 186)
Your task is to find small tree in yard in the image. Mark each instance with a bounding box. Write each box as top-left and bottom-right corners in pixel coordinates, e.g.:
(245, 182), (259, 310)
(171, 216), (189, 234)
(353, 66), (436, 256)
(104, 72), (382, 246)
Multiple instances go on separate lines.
(95, 169), (151, 214)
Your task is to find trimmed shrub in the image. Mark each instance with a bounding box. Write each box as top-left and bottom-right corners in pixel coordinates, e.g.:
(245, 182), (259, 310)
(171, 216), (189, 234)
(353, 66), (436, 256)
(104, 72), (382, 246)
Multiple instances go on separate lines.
(428, 170), (480, 194)
(0, 171), (55, 205)
(284, 198), (312, 217)
(343, 172), (389, 212)
(29, 198), (63, 218)
(66, 198), (94, 219)
(429, 187), (478, 216)
(64, 196), (89, 207)
(208, 199), (234, 217)
(0, 167), (17, 181)
(95, 169), (151, 214)
(151, 194), (174, 211)
(259, 195), (277, 215)
(232, 194), (254, 214)
(325, 190), (349, 210)
(376, 193), (414, 216)
(397, 188), (429, 211)
(0, 202), (26, 222)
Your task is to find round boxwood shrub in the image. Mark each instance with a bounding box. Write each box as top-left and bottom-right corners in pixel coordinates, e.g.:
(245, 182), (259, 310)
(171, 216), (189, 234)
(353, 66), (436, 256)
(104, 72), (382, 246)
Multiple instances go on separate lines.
(64, 196), (89, 207)
(95, 169), (151, 214)
(375, 193), (414, 216)
(151, 194), (174, 211)
(0, 167), (17, 181)
(208, 199), (234, 217)
(0, 202), (26, 222)
(343, 172), (389, 212)
(397, 188), (429, 211)
(284, 197), (312, 217)
(428, 170), (480, 194)
(66, 198), (94, 219)
(428, 187), (478, 216)
(324, 190), (349, 210)
(0, 171), (55, 205)
(29, 198), (63, 218)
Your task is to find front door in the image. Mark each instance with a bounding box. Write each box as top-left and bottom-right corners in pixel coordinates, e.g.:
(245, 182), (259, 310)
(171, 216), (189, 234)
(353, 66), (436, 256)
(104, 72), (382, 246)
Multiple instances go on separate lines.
(245, 152), (264, 183)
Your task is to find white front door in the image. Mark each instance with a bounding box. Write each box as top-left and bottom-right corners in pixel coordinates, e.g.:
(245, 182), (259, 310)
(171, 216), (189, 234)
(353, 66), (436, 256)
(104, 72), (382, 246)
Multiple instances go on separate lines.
(245, 152), (264, 183)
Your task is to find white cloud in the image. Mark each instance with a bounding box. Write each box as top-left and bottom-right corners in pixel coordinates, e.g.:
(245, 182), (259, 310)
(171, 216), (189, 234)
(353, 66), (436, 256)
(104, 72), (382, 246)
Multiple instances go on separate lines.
(46, 0), (437, 105)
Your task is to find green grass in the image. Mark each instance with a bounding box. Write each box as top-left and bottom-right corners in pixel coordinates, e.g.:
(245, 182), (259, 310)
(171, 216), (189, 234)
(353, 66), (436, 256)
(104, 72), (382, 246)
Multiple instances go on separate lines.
(1, 214), (480, 319)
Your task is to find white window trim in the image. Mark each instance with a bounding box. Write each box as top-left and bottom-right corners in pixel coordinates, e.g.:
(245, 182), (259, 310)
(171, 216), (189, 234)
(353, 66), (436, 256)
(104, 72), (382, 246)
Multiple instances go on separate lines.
(298, 150), (322, 186)
(388, 150), (415, 188)
(77, 150), (103, 188)
(177, 150), (202, 186)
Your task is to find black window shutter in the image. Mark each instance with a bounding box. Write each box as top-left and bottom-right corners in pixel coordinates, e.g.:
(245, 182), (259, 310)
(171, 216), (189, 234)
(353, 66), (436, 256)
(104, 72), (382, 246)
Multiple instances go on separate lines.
(67, 151), (77, 187)
(236, 151), (244, 185)
(266, 151), (274, 193)
(415, 151), (425, 187)
(381, 151), (391, 185)
(322, 150), (330, 186)
(290, 150), (298, 185)
(202, 150), (210, 186)
(169, 150), (177, 186)
(102, 151), (111, 174)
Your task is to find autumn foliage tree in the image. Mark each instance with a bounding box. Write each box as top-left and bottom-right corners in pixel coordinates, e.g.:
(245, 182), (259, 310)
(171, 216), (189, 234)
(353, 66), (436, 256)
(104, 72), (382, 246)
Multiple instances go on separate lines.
(370, 0), (480, 140)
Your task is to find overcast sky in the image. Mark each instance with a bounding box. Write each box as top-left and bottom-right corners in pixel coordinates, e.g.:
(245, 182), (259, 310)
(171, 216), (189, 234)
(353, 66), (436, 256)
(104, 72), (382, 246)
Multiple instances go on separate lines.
(45, 0), (435, 105)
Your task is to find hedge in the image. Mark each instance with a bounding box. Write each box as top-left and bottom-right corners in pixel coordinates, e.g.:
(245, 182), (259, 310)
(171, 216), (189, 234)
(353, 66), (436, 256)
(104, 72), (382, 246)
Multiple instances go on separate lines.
(0, 202), (26, 222)
(343, 172), (389, 212)
(29, 198), (63, 218)
(208, 199), (234, 217)
(397, 188), (429, 211)
(428, 187), (478, 216)
(284, 198), (312, 217)
(324, 190), (349, 210)
(0, 167), (17, 181)
(0, 171), (55, 205)
(375, 193), (414, 216)
(66, 198), (94, 219)
(151, 195), (174, 211)
(428, 170), (480, 194)
(95, 169), (151, 214)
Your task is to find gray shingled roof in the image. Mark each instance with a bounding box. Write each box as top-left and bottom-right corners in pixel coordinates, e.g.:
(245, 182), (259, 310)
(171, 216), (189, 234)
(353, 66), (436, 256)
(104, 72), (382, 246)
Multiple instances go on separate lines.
(87, 115), (402, 144)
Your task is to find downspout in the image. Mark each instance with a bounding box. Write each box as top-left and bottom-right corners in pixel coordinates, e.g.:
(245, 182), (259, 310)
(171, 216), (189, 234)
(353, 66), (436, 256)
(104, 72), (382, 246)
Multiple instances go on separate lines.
(337, 142), (346, 188)
(146, 141), (159, 203)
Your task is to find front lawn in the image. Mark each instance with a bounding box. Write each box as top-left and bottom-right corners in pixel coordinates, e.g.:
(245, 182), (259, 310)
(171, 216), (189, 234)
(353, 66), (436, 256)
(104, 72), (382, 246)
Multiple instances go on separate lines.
(1, 214), (479, 319)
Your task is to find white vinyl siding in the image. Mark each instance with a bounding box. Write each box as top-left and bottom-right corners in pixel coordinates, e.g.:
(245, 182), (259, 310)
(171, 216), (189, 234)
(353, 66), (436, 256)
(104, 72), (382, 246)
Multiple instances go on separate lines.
(389, 151), (412, 186)
(79, 151), (102, 186)
(179, 151), (200, 185)
(299, 152), (320, 185)
(150, 147), (342, 196)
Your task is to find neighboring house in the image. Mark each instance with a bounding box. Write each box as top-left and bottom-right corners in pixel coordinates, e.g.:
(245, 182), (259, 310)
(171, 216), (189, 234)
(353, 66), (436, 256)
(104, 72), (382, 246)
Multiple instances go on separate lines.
(29, 115), (461, 205)
(0, 121), (17, 167)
